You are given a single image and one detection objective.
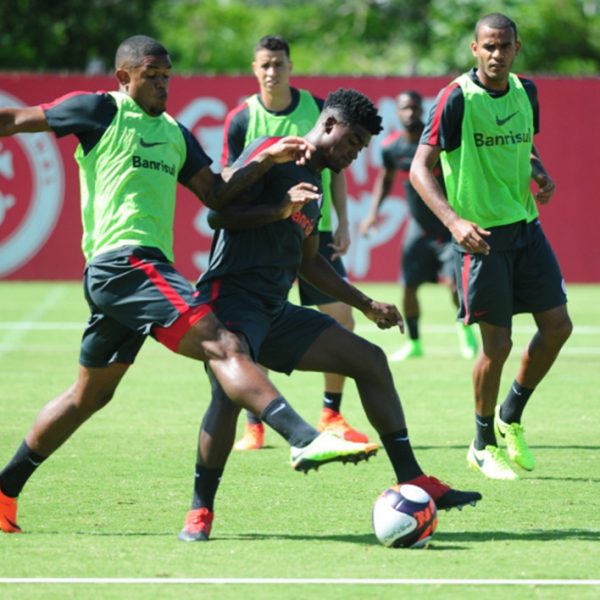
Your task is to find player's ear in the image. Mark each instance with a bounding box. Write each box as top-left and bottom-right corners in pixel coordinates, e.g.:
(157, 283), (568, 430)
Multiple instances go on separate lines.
(323, 115), (338, 133)
(116, 68), (130, 86)
(514, 40), (522, 56)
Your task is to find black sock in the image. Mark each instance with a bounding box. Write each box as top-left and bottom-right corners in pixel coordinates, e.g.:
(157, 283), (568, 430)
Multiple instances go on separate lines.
(500, 380), (534, 424)
(406, 317), (419, 341)
(474, 414), (496, 450)
(191, 465), (224, 511)
(380, 430), (423, 482)
(0, 441), (47, 498)
(323, 392), (342, 413)
(260, 397), (318, 448)
(246, 410), (262, 425)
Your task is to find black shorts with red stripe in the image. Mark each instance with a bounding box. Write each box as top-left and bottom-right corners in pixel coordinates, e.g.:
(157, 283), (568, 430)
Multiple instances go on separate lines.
(455, 220), (567, 327)
(196, 278), (335, 374)
(80, 246), (210, 367)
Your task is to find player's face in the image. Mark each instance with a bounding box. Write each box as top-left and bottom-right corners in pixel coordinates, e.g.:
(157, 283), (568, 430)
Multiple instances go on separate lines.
(125, 54), (172, 116)
(471, 26), (521, 89)
(252, 49), (291, 93)
(322, 122), (371, 173)
(396, 95), (422, 131)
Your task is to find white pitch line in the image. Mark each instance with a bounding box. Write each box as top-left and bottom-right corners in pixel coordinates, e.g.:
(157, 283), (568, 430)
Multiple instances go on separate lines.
(0, 287), (67, 355)
(0, 578), (599, 586)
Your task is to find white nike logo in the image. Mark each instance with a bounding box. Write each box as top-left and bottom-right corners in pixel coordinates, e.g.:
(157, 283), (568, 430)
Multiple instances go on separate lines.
(27, 457), (42, 466)
(269, 402), (286, 416)
(476, 419), (488, 428)
(394, 436), (409, 442)
(512, 385), (523, 396)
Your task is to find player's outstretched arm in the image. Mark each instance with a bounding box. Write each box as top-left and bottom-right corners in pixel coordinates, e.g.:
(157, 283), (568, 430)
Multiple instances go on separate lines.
(207, 182), (321, 231)
(0, 106), (50, 136)
(185, 137), (316, 210)
(299, 238), (404, 333)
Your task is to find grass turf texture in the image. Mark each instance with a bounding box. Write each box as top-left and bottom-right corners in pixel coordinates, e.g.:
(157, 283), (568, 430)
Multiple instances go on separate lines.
(1, 282), (599, 600)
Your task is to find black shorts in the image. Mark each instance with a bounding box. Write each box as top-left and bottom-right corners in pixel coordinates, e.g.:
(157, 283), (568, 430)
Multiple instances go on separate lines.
(196, 278), (336, 374)
(80, 246), (210, 367)
(455, 223), (567, 327)
(298, 231), (348, 306)
(402, 219), (454, 287)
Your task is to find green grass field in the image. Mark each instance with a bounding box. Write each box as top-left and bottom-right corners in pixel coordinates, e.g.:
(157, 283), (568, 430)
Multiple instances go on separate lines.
(1, 282), (599, 600)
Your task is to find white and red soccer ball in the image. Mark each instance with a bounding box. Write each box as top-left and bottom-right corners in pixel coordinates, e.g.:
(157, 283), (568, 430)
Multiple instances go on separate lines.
(372, 483), (438, 548)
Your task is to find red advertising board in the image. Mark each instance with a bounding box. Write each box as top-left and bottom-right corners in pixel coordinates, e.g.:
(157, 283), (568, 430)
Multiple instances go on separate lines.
(0, 74), (599, 282)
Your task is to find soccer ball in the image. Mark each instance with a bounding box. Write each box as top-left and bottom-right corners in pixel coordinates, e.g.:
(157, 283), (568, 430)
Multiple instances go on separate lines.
(372, 483), (438, 548)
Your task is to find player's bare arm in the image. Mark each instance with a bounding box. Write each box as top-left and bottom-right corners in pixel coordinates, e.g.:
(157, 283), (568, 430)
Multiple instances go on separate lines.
(0, 106), (50, 136)
(411, 143), (491, 255)
(531, 146), (555, 205)
(207, 182), (321, 230)
(299, 237), (404, 332)
(185, 136), (317, 210)
(360, 166), (396, 236)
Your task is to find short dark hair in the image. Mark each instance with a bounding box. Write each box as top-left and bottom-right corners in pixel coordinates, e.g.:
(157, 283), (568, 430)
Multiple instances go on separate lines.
(323, 88), (383, 135)
(115, 35), (168, 69)
(475, 13), (518, 40)
(397, 90), (423, 106)
(255, 35), (290, 58)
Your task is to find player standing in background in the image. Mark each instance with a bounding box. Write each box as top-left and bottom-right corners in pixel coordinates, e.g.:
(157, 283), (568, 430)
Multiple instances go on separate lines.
(179, 88), (482, 541)
(360, 91), (478, 362)
(222, 35), (368, 450)
(0, 36), (376, 535)
(410, 13), (572, 480)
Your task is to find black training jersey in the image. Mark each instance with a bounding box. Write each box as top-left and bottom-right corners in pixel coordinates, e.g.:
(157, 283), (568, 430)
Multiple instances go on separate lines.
(201, 136), (322, 307)
(420, 68), (539, 152)
(381, 130), (448, 237)
(43, 91), (210, 184)
(220, 88), (324, 167)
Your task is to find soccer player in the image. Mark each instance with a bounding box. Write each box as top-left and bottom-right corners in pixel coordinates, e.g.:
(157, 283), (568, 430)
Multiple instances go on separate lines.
(0, 36), (377, 535)
(178, 88), (482, 541)
(222, 35), (367, 451)
(410, 13), (572, 480)
(360, 91), (478, 362)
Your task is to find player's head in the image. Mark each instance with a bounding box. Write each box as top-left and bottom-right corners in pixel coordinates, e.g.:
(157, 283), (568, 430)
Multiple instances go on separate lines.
(396, 91), (423, 132)
(311, 88), (383, 173)
(115, 35), (171, 116)
(252, 35), (292, 94)
(471, 13), (520, 86)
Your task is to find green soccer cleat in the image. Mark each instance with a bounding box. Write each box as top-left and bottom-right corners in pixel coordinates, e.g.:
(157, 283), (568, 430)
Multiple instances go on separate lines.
(388, 339), (423, 362)
(291, 431), (379, 473)
(467, 441), (519, 480)
(457, 323), (479, 359)
(495, 406), (535, 471)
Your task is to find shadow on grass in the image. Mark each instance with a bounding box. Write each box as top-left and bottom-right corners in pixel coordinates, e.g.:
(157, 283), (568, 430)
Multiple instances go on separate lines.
(71, 528), (599, 544)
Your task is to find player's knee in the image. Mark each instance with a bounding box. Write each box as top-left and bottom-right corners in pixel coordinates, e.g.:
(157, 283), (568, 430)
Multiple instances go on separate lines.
(484, 337), (512, 363)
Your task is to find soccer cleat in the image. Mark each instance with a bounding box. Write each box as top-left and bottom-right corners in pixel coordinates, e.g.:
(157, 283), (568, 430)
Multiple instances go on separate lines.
(388, 339), (423, 362)
(467, 441), (519, 480)
(234, 422), (265, 451)
(457, 322), (479, 359)
(495, 406), (535, 471)
(0, 489), (21, 534)
(318, 407), (369, 443)
(178, 507), (214, 542)
(404, 473), (482, 511)
(291, 431), (379, 473)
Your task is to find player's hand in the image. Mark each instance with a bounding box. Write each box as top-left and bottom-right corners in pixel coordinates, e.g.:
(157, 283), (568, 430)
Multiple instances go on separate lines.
(449, 218), (491, 255)
(330, 220), (350, 260)
(363, 301), (404, 333)
(280, 183), (321, 218)
(261, 136), (316, 166)
(534, 173), (556, 205)
(359, 215), (377, 237)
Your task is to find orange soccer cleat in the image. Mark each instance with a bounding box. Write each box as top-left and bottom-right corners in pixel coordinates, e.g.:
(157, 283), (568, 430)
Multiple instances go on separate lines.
(318, 407), (369, 443)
